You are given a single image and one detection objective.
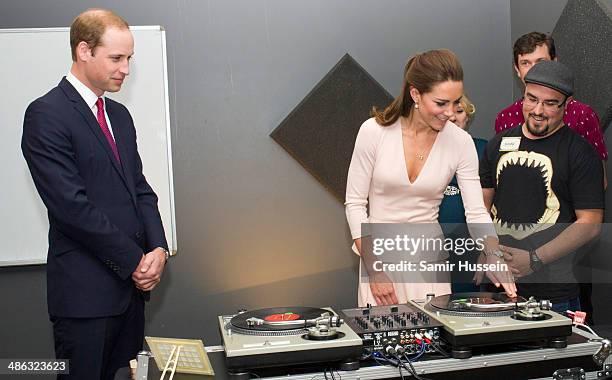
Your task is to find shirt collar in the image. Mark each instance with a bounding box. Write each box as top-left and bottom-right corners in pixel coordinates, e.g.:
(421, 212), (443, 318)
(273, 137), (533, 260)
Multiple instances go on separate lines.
(66, 71), (103, 111)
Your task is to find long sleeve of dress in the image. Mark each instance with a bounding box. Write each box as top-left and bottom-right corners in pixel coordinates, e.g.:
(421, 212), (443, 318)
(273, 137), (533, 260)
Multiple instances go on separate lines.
(345, 120), (379, 240)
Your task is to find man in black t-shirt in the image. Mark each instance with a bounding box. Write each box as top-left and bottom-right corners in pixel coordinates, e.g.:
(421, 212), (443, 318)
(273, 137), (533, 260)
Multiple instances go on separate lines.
(480, 61), (604, 313)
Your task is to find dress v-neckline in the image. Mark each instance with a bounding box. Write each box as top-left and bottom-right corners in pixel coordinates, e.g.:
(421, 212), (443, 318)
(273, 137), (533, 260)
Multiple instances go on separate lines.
(400, 125), (440, 185)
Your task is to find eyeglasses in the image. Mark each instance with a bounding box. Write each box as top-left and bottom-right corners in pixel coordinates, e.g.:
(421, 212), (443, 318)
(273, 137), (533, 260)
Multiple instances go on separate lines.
(523, 95), (567, 112)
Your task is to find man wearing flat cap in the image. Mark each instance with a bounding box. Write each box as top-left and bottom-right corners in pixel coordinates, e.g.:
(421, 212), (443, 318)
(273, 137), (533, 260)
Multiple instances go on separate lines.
(479, 60), (604, 313)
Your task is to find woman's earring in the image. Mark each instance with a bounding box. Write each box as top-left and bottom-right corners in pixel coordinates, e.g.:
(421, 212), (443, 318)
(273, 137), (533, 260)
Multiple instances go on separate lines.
(415, 103), (419, 109)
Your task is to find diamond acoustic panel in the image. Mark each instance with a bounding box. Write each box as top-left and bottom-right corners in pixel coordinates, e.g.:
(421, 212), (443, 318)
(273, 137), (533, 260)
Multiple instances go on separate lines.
(270, 54), (393, 202)
(553, 0), (612, 130)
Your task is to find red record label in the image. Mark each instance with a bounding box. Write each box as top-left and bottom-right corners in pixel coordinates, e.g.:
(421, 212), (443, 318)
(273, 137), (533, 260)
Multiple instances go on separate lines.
(264, 313), (301, 321)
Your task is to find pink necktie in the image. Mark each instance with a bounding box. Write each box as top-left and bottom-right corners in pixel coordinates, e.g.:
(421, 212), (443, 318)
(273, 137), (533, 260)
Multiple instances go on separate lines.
(95, 98), (121, 163)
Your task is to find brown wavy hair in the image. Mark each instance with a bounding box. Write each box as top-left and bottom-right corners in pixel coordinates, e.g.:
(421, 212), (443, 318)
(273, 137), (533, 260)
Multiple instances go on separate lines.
(372, 49), (464, 126)
(513, 32), (556, 67)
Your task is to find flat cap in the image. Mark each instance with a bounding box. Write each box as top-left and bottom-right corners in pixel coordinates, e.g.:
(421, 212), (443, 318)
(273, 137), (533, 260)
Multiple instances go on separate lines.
(524, 60), (574, 97)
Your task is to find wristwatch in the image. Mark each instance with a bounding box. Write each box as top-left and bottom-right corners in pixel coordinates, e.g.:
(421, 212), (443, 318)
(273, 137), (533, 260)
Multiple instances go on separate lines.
(486, 249), (504, 258)
(529, 249), (544, 272)
(158, 247), (170, 262)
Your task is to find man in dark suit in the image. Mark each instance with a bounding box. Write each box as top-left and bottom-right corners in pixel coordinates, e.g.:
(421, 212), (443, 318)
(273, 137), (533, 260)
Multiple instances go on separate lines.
(21, 9), (169, 379)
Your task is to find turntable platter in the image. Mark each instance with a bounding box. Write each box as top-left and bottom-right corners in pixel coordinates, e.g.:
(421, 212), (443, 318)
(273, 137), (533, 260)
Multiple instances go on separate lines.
(427, 292), (526, 317)
(229, 306), (333, 335)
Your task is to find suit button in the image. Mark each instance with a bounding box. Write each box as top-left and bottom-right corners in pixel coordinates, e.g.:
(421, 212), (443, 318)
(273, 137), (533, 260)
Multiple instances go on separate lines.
(135, 232), (142, 240)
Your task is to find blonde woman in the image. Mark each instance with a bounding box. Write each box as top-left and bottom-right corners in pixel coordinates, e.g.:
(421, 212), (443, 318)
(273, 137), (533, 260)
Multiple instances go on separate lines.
(440, 94), (487, 292)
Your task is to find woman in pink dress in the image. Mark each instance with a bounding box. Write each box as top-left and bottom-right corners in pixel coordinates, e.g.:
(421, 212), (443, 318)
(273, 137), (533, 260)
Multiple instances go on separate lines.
(345, 49), (516, 306)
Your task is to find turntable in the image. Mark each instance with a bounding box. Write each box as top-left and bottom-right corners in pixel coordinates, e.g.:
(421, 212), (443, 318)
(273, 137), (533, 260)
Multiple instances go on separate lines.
(410, 292), (573, 359)
(218, 307), (362, 375)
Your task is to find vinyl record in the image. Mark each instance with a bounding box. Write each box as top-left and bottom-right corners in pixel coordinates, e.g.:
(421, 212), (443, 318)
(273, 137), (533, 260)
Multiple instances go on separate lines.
(426, 292), (526, 317)
(229, 307), (333, 335)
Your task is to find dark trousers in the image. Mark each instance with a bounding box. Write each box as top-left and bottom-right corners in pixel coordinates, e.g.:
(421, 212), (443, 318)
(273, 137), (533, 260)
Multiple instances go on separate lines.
(51, 290), (145, 380)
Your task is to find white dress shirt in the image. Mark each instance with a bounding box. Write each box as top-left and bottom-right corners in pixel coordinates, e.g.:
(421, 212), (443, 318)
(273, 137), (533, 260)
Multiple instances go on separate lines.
(66, 71), (115, 139)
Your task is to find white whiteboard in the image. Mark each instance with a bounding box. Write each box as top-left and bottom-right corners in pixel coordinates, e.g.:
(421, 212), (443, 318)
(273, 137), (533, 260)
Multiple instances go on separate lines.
(0, 26), (176, 266)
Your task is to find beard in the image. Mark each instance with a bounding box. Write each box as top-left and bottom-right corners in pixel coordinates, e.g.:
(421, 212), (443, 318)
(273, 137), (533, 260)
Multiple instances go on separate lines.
(526, 113), (552, 137)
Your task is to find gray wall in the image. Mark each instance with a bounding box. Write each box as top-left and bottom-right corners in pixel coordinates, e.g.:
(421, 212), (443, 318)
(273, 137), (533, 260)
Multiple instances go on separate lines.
(0, 0), (518, 364)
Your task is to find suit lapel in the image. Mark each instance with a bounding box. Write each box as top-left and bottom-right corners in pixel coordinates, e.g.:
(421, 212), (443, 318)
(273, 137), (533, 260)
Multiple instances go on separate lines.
(59, 78), (129, 187)
(106, 104), (137, 201)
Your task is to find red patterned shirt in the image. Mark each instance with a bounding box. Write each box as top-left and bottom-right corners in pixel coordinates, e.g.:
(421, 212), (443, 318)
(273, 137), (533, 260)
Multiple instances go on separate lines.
(495, 98), (608, 160)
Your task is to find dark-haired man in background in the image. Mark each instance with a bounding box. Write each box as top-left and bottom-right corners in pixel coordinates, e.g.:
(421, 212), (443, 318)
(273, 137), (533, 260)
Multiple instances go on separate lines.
(495, 32), (607, 178)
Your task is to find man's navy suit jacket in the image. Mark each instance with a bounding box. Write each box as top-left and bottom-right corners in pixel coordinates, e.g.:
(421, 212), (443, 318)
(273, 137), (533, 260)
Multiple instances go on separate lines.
(22, 78), (168, 318)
